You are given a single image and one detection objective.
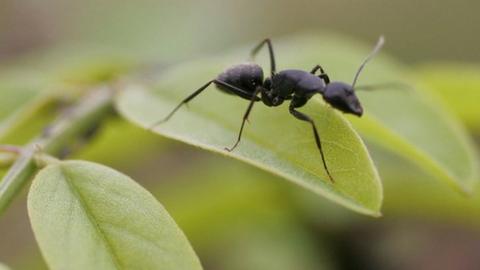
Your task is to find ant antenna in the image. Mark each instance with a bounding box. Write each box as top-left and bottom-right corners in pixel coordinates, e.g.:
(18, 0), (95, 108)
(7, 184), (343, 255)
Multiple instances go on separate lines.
(355, 82), (411, 91)
(352, 36), (385, 88)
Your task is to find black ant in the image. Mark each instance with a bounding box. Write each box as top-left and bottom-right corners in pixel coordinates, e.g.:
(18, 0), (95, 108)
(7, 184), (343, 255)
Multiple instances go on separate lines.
(151, 36), (385, 183)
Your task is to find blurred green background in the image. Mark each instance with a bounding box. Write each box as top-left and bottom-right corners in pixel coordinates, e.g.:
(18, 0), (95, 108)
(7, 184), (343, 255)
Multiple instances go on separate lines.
(1, 0), (479, 269)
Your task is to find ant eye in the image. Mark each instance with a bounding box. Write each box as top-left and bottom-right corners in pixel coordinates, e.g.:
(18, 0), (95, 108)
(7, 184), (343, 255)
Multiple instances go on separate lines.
(345, 88), (354, 95)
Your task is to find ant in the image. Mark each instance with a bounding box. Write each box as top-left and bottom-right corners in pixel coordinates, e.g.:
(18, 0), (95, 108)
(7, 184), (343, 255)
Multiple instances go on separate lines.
(151, 36), (385, 183)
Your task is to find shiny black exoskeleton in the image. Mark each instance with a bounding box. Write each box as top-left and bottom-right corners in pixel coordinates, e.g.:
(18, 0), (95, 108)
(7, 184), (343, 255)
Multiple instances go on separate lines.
(152, 37), (385, 183)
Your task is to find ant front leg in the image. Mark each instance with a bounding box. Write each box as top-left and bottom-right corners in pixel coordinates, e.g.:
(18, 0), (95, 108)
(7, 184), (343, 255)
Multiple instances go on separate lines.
(150, 80), (257, 129)
(310, 65), (330, 84)
(250, 38), (276, 77)
(288, 103), (334, 183)
(225, 87), (263, 152)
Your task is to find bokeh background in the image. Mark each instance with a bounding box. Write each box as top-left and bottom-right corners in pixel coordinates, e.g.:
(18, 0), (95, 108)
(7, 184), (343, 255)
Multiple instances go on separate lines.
(1, 0), (479, 269)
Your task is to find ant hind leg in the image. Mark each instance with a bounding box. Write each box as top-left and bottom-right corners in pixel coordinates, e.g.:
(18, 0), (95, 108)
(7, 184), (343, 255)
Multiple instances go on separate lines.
(149, 80), (257, 130)
(289, 104), (334, 183)
(225, 87), (263, 152)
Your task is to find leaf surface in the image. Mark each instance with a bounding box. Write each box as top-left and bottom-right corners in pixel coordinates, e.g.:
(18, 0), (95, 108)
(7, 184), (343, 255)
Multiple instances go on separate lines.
(28, 160), (202, 270)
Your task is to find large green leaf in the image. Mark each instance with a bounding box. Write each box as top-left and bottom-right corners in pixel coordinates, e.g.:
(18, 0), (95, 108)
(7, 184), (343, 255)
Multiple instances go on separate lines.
(116, 42), (383, 216)
(416, 63), (480, 133)
(28, 160), (202, 270)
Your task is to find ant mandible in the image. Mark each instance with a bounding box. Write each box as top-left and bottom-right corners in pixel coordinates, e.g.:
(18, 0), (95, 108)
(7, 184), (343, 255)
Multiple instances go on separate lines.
(151, 36), (385, 183)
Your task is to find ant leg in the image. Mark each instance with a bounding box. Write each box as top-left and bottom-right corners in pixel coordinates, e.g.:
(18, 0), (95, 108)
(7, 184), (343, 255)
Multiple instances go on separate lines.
(149, 80), (257, 129)
(250, 38), (276, 77)
(310, 65), (325, 74)
(225, 87), (263, 152)
(150, 80), (214, 128)
(289, 105), (334, 183)
(310, 65), (330, 84)
(214, 80), (261, 100)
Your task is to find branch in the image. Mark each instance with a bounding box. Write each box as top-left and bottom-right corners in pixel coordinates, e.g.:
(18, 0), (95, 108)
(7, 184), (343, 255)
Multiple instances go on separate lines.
(0, 87), (113, 215)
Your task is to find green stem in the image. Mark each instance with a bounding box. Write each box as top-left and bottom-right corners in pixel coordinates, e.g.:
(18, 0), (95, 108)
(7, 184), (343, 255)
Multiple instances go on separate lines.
(0, 87), (113, 215)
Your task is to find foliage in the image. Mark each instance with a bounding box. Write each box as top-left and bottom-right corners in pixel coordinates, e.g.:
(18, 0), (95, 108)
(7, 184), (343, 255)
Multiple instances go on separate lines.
(416, 63), (480, 133)
(0, 33), (479, 269)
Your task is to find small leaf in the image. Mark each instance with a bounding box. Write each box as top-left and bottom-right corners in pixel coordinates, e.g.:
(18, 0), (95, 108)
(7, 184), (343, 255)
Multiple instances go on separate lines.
(0, 92), (59, 145)
(0, 65), (66, 145)
(416, 63), (480, 133)
(116, 50), (383, 215)
(28, 160), (202, 270)
(0, 72), (47, 141)
(0, 79), (38, 122)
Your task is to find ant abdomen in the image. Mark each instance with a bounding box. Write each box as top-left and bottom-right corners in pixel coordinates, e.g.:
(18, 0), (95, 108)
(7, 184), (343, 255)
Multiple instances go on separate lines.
(216, 63), (264, 98)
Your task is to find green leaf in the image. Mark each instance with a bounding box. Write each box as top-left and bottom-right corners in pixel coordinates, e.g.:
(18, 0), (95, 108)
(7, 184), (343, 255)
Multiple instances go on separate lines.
(0, 79), (38, 121)
(416, 63), (480, 133)
(0, 92), (59, 145)
(0, 64), (66, 144)
(116, 45), (383, 217)
(28, 160), (202, 270)
(0, 72), (46, 142)
(372, 146), (480, 225)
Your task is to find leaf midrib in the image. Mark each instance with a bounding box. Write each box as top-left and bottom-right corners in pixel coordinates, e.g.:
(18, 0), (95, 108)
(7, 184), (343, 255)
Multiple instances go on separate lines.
(59, 165), (123, 270)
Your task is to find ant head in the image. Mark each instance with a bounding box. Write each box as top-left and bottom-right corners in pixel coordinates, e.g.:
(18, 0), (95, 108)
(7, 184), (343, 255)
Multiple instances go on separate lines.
(322, 36), (385, 117)
(323, 82), (363, 116)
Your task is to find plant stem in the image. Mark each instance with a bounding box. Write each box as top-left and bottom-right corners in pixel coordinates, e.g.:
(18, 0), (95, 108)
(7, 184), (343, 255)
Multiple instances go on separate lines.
(0, 87), (114, 216)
